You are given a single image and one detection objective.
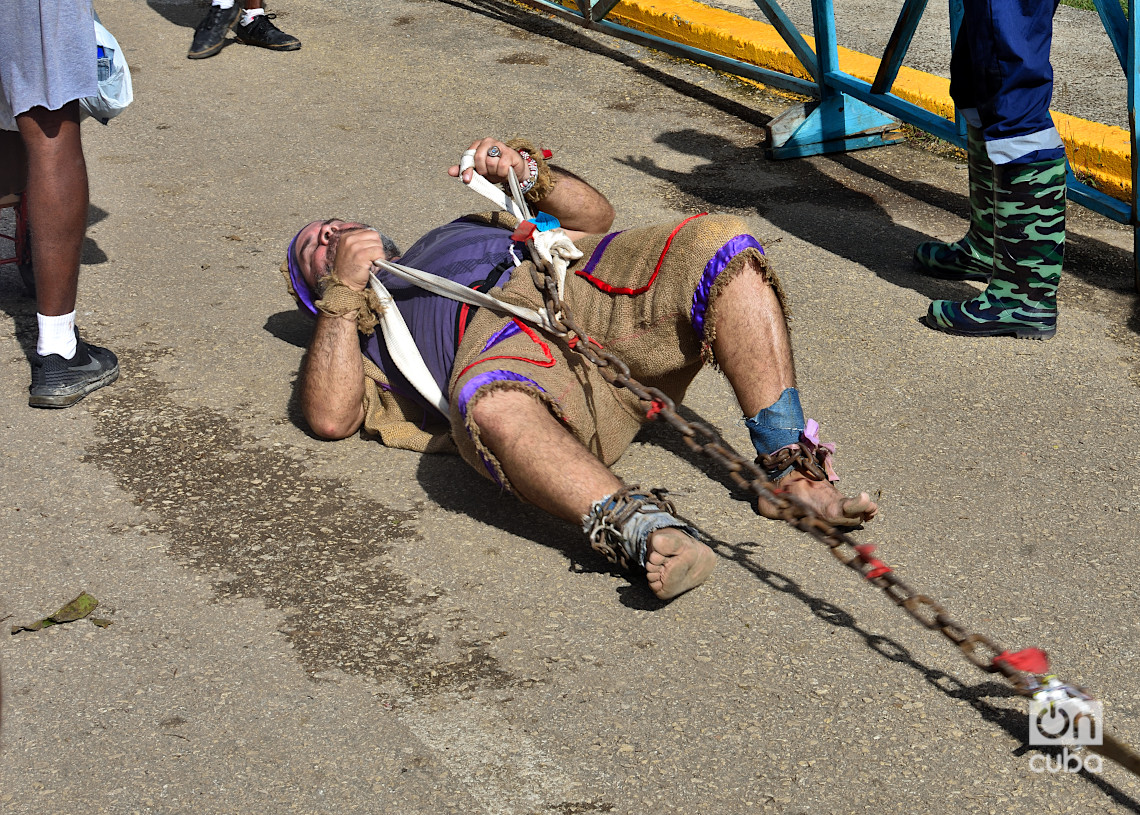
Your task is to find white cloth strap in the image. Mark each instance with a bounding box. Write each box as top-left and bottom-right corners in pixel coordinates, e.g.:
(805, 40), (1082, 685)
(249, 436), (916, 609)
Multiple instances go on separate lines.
(459, 149), (528, 220)
(367, 273), (450, 415)
(370, 260), (562, 333)
(362, 149), (580, 414)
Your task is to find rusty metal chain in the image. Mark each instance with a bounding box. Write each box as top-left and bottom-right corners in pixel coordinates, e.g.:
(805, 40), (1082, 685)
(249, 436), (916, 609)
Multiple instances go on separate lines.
(529, 261), (1140, 742)
(516, 234), (1140, 777)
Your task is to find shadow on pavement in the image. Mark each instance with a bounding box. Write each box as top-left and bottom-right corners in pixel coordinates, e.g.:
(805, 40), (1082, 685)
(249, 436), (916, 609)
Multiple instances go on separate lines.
(146, 1), (207, 29)
(453, 0), (1140, 340)
(451, 0), (773, 129)
(264, 308), (313, 350)
(0, 203), (110, 359)
(412, 451), (661, 601)
(712, 536), (1140, 812)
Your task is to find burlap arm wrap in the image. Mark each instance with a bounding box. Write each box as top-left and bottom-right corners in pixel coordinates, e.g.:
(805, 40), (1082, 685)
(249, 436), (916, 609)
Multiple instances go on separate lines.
(360, 357), (456, 454)
(505, 138), (556, 204)
(315, 276), (385, 336)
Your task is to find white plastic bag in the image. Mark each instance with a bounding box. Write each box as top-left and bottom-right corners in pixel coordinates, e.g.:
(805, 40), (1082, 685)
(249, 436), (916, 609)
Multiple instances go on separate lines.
(79, 18), (133, 125)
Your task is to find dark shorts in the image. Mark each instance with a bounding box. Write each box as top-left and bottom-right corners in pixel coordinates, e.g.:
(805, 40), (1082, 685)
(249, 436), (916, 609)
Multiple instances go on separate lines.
(949, 0), (1065, 163)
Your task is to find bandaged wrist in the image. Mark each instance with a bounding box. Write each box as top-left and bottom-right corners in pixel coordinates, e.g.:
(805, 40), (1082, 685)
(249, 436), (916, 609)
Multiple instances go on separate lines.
(315, 276), (384, 336)
(505, 138), (556, 204)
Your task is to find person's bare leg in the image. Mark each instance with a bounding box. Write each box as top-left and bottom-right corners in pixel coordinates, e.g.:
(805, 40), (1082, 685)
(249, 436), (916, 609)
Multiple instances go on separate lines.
(469, 388), (715, 599)
(17, 103), (86, 317)
(712, 256), (796, 417)
(711, 257), (876, 525)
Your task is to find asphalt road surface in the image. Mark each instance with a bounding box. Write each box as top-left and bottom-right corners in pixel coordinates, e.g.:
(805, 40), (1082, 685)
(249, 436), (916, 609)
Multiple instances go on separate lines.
(1, 0), (1139, 813)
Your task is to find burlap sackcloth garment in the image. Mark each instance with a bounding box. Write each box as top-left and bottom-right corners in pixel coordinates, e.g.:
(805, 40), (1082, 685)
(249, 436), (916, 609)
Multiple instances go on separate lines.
(448, 212), (787, 490)
(359, 356), (457, 454)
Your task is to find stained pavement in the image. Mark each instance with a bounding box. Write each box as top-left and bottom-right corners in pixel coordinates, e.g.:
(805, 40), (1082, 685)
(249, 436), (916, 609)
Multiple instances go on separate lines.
(1, 0), (1139, 813)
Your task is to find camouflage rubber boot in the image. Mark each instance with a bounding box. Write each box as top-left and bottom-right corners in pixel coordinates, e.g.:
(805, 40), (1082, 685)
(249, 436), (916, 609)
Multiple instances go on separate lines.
(926, 156), (1066, 340)
(914, 125), (994, 282)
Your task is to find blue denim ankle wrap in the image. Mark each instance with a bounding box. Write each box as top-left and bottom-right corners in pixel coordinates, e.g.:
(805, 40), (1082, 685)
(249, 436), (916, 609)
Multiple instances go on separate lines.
(745, 387), (804, 456)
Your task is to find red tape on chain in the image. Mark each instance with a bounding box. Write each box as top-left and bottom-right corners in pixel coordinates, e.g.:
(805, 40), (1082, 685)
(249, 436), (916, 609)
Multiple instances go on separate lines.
(993, 648), (1050, 675)
(854, 544), (892, 579)
(511, 221), (538, 242)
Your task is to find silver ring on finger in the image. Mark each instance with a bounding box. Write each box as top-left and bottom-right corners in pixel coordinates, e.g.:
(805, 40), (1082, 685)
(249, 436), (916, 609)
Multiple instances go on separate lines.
(487, 146), (502, 158)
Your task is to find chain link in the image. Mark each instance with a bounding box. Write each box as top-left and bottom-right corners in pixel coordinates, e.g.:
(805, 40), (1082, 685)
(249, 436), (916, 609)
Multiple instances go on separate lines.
(534, 263), (1049, 692)
(513, 248), (1140, 777)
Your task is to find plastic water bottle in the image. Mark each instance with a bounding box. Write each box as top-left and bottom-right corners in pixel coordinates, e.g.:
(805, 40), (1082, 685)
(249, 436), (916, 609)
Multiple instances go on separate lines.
(96, 45), (114, 82)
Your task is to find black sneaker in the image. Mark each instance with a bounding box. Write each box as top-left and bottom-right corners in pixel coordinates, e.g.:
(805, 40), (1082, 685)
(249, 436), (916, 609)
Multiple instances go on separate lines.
(188, 3), (242, 60)
(29, 331), (119, 408)
(234, 13), (301, 51)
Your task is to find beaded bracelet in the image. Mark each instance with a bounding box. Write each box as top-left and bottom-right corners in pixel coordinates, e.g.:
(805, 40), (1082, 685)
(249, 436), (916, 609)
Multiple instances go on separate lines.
(516, 150), (540, 195)
(505, 138), (556, 204)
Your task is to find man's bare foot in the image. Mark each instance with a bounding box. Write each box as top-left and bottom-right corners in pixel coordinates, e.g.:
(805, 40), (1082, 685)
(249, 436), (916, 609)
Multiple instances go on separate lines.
(645, 528), (716, 600)
(755, 470), (878, 527)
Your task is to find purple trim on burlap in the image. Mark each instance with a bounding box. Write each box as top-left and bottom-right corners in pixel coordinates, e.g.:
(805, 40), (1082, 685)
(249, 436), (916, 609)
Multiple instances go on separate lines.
(458, 371), (545, 419)
(690, 235), (764, 336)
(458, 370), (546, 486)
(481, 320), (522, 352)
(580, 231), (623, 277)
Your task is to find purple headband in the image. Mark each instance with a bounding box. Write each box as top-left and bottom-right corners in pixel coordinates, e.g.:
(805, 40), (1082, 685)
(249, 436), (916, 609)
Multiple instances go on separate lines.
(286, 228), (319, 317)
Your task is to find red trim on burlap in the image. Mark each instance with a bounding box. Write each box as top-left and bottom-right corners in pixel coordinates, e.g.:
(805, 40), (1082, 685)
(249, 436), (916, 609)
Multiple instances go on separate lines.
(575, 213), (706, 295)
(456, 319), (556, 380)
(457, 304), (471, 346)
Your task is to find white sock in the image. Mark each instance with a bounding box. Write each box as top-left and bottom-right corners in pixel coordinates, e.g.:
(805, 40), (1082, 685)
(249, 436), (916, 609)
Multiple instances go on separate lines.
(240, 7), (265, 24)
(213, 0), (236, 9)
(37, 312), (77, 359)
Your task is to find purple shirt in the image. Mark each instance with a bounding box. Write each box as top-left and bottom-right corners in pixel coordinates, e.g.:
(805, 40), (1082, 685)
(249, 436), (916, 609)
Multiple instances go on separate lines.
(361, 218), (520, 418)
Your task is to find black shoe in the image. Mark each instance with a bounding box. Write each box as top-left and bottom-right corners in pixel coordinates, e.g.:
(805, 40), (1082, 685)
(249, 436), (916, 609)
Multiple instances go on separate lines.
(29, 331), (119, 408)
(188, 3), (242, 59)
(234, 13), (301, 51)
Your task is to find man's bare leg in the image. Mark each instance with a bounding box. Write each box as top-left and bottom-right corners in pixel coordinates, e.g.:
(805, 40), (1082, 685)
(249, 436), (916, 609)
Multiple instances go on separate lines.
(711, 256), (877, 526)
(469, 389), (715, 600)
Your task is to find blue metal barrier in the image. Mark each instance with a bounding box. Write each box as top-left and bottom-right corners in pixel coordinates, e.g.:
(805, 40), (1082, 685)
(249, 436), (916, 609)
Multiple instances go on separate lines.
(511, 0), (1140, 291)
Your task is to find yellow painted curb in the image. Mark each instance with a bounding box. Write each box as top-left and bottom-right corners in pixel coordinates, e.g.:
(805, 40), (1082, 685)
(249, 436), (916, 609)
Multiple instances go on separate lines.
(595, 0), (1132, 201)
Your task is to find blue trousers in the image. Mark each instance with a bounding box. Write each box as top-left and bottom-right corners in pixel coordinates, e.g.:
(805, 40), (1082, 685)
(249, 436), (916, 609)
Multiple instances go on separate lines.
(949, 0), (1065, 164)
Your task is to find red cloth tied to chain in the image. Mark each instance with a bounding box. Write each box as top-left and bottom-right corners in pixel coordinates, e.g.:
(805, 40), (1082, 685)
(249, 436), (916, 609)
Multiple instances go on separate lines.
(511, 221), (538, 242)
(854, 544), (891, 579)
(993, 648), (1050, 675)
(646, 400), (665, 420)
